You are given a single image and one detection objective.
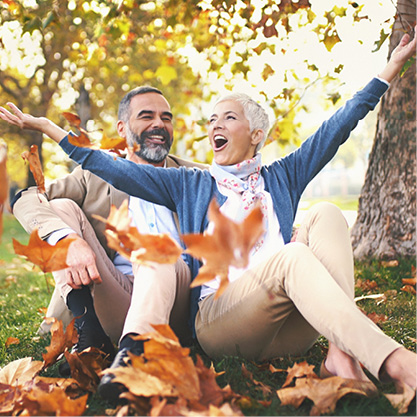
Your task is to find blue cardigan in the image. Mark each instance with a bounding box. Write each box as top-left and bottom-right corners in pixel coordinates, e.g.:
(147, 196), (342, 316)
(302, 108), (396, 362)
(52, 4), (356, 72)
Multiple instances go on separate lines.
(60, 77), (388, 330)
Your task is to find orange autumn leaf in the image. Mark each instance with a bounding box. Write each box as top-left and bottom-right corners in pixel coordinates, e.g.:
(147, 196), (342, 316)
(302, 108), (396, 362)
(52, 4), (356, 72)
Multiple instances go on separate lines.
(0, 142), (7, 242)
(402, 277), (416, 286)
(68, 130), (92, 147)
(241, 363), (272, 396)
(401, 285), (416, 295)
(182, 198), (264, 299)
(62, 112), (82, 128)
(21, 144), (45, 194)
(42, 317), (78, 369)
(99, 134), (128, 154)
(5, 336), (20, 348)
(13, 229), (74, 273)
(94, 200), (182, 265)
(366, 312), (388, 324)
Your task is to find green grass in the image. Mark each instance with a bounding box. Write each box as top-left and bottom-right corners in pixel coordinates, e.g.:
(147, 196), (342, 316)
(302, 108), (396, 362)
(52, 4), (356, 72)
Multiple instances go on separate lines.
(0, 214), (415, 416)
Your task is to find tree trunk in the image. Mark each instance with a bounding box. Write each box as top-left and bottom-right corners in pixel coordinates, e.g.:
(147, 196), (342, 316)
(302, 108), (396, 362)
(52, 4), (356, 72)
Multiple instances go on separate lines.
(351, 0), (416, 260)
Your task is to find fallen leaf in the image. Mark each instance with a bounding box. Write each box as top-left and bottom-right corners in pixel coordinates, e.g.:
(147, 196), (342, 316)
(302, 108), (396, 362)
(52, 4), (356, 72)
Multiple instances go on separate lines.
(241, 363), (272, 396)
(0, 357), (43, 385)
(5, 336), (20, 348)
(402, 277), (416, 286)
(0, 141), (8, 242)
(282, 361), (317, 388)
(366, 312), (388, 324)
(21, 145), (45, 194)
(355, 278), (378, 292)
(13, 229), (74, 273)
(401, 285), (416, 295)
(183, 198), (264, 298)
(94, 200), (183, 265)
(384, 382), (416, 414)
(277, 376), (368, 416)
(42, 317), (78, 369)
(380, 260), (399, 268)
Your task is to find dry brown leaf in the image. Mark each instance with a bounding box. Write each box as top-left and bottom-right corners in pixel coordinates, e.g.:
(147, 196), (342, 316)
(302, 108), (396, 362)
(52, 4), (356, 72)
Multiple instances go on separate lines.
(42, 317), (78, 369)
(355, 278), (378, 292)
(21, 145), (45, 194)
(99, 134), (128, 155)
(19, 379), (88, 416)
(0, 357), (43, 385)
(0, 141), (8, 243)
(95, 200), (182, 265)
(402, 277), (417, 286)
(277, 376), (367, 416)
(366, 312), (388, 324)
(401, 285), (416, 295)
(62, 112), (82, 128)
(183, 198), (264, 298)
(384, 382), (416, 414)
(5, 336), (20, 348)
(13, 229), (75, 273)
(380, 260), (399, 268)
(241, 363), (272, 396)
(282, 361), (317, 388)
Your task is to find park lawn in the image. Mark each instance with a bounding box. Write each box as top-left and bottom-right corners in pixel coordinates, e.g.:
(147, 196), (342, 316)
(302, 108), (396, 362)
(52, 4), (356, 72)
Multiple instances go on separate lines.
(0, 214), (415, 416)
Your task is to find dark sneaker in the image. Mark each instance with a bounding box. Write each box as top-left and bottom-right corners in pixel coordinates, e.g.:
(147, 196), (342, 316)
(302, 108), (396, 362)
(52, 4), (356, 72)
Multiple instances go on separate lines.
(58, 322), (116, 377)
(97, 342), (144, 404)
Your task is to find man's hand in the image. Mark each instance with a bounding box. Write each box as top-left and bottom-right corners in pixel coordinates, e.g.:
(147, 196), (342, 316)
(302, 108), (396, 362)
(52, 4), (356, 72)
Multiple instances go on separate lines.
(64, 234), (102, 289)
(0, 103), (68, 143)
(379, 26), (416, 83)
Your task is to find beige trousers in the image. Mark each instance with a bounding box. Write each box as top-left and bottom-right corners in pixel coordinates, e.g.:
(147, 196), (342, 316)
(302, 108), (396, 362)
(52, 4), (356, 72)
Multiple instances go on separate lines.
(42, 199), (191, 345)
(195, 202), (401, 379)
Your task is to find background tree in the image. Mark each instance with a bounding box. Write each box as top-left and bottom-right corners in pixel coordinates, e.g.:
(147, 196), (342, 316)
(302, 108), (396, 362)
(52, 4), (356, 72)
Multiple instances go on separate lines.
(350, 0), (416, 260)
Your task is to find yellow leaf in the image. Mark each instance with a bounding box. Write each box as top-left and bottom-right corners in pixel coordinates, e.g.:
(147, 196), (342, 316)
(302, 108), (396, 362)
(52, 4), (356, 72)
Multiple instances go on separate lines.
(155, 65), (177, 85)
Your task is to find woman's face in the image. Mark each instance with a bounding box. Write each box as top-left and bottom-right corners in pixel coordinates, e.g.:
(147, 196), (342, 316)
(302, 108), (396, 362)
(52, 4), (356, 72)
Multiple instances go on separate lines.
(208, 100), (261, 166)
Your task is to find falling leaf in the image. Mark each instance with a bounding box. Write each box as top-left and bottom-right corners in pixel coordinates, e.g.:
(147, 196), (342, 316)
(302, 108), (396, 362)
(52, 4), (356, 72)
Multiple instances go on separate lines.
(62, 112), (81, 128)
(94, 200), (183, 265)
(99, 134), (128, 155)
(5, 336), (20, 347)
(42, 317), (78, 369)
(0, 357), (43, 385)
(13, 229), (74, 273)
(21, 144), (45, 194)
(183, 198), (264, 298)
(68, 130), (92, 147)
(384, 382), (416, 414)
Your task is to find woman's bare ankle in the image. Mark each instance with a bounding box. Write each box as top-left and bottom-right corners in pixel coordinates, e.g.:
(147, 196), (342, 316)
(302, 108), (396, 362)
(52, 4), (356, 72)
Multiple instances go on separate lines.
(380, 348), (417, 389)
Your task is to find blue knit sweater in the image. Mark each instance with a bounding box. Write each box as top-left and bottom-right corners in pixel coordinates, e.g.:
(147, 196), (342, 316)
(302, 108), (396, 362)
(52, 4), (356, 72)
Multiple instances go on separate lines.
(60, 77), (388, 329)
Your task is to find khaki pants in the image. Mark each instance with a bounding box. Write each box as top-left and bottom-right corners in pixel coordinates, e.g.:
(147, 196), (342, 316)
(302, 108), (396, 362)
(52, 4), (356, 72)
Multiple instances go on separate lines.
(195, 202), (401, 379)
(40, 199), (191, 345)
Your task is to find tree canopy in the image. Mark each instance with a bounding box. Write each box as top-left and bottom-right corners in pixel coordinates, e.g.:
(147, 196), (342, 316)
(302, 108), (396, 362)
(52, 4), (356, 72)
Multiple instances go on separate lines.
(0, 0), (399, 188)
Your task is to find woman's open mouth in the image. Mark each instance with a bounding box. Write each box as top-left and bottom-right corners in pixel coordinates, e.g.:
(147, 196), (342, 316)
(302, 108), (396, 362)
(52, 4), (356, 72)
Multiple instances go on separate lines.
(213, 135), (228, 151)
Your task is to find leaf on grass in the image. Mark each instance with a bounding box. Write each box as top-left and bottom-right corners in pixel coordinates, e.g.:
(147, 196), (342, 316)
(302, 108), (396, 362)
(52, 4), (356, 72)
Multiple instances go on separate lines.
(5, 336), (20, 347)
(401, 285), (416, 295)
(241, 363), (272, 396)
(183, 198), (264, 298)
(366, 312), (388, 324)
(277, 376), (368, 416)
(384, 382), (416, 414)
(21, 144), (45, 194)
(64, 349), (101, 392)
(380, 260), (399, 268)
(42, 317), (78, 369)
(13, 229), (74, 273)
(0, 141), (8, 241)
(355, 278), (378, 292)
(94, 200), (183, 265)
(0, 357), (43, 385)
(282, 361), (317, 388)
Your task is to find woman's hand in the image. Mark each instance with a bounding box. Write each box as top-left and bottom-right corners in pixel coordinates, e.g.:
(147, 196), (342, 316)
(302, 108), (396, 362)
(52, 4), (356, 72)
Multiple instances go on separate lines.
(379, 26), (416, 83)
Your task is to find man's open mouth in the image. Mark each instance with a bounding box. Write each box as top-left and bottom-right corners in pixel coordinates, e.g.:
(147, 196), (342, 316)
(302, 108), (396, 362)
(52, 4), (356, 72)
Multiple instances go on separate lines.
(214, 135), (228, 151)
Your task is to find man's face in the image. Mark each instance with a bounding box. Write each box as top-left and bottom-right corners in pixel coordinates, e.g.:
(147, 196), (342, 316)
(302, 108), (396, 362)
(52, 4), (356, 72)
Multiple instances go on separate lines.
(123, 92), (174, 164)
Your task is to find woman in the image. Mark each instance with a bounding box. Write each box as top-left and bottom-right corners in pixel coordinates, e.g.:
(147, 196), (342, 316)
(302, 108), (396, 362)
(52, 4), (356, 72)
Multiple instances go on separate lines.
(1, 29), (416, 392)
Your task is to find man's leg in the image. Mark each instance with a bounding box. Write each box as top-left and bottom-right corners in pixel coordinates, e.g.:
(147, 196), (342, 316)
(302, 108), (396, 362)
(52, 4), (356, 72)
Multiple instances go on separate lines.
(49, 199), (132, 343)
(98, 256), (191, 403)
(196, 203), (401, 380)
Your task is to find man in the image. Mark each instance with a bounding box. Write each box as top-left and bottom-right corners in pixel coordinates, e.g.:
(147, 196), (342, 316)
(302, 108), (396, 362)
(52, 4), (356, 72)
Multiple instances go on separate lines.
(10, 86), (206, 387)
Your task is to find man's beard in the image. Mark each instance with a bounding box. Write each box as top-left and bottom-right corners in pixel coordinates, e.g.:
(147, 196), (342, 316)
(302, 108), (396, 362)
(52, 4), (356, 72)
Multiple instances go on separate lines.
(126, 126), (172, 163)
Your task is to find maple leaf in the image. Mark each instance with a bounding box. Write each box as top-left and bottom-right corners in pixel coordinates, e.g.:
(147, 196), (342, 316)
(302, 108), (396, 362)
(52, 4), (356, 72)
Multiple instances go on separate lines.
(277, 376), (368, 416)
(0, 357), (43, 385)
(13, 229), (74, 273)
(21, 144), (45, 194)
(282, 361), (317, 388)
(42, 317), (78, 369)
(99, 133), (128, 155)
(64, 349), (100, 392)
(384, 382), (416, 414)
(94, 200), (183, 265)
(183, 198), (264, 298)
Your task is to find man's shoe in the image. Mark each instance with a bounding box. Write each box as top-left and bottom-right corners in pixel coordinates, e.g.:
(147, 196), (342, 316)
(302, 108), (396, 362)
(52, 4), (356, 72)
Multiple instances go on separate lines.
(58, 323), (116, 377)
(97, 341), (144, 404)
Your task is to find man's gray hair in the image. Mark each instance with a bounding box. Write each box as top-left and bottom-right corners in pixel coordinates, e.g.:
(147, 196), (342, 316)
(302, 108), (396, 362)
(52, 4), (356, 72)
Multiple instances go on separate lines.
(215, 93), (270, 153)
(118, 86), (163, 122)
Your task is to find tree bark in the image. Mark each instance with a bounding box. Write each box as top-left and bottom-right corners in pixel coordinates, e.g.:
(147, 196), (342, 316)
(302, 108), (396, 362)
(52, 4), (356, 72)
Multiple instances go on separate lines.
(351, 0), (416, 260)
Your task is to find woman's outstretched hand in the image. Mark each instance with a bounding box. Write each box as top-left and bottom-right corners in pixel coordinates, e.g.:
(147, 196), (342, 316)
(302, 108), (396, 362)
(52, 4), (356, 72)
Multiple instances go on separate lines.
(379, 25), (416, 83)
